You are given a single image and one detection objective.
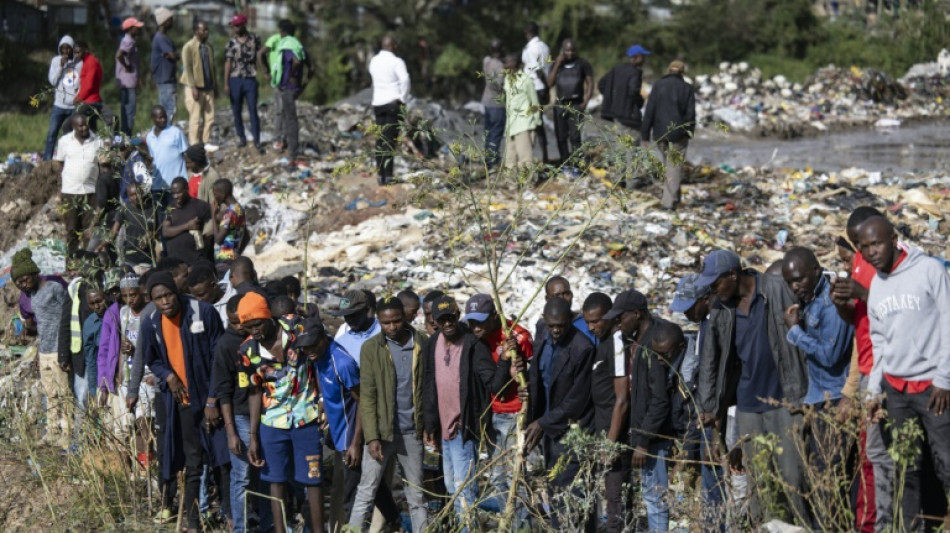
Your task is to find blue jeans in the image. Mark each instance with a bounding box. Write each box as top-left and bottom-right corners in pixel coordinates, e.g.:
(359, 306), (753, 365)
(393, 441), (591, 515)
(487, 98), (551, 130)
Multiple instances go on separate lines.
(700, 428), (726, 530)
(483, 106), (505, 168)
(157, 83), (177, 120)
(479, 412), (527, 523)
(44, 106), (73, 160)
(641, 442), (670, 533)
(229, 77), (260, 144)
(120, 87), (136, 136)
(441, 435), (478, 527)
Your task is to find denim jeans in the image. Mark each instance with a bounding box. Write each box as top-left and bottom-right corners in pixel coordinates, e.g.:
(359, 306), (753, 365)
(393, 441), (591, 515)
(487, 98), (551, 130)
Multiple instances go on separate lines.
(120, 87), (136, 136)
(641, 442), (671, 533)
(71, 370), (89, 440)
(700, 427), (727, 531)
(231, 414), (251, 533)
(442, 435), (478, 524)
(157, 83), (177, 121)
(483, 106), (505, 168)
(229, 77), (261, 144)
(44, 106), (73, 160)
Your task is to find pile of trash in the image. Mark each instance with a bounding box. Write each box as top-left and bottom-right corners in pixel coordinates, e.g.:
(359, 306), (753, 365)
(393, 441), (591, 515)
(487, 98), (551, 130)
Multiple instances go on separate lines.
(693, 59), (950, 138)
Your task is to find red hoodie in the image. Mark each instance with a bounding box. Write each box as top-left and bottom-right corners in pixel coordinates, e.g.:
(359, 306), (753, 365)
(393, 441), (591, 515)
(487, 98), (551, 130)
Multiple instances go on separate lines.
(76, 53), (103, 104)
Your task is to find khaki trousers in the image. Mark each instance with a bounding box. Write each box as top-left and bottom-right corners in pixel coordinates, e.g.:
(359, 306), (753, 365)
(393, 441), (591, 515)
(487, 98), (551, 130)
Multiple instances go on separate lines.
(504, 131), (536, 169)
(659, 139), (689, 209)
(39, 351), (73, 447)
(185, 88), (215, 144)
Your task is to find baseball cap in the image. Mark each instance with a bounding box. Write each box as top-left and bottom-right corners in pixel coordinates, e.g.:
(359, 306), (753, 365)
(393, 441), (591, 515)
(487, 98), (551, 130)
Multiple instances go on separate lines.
(431, 296), (460, 321)
(154, 7), (173, 26)
(603, 290), (649, 320)
(294, 316), (327, 348)
(330, 289), (371, 317)
(626, 44), (650, 57)
(670, 273), (711, 314)
(229, 14), (248, 26)
(462, 293), (495, 323)
(696, 250), (742, 287)
(122, 17), (145, 31)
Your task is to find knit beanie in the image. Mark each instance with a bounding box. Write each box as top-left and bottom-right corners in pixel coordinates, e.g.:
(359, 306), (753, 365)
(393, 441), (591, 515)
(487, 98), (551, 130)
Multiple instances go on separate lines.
(146, 271), (178, 298)
(11, 248), (40, 280)
(238, 291), (272, 324)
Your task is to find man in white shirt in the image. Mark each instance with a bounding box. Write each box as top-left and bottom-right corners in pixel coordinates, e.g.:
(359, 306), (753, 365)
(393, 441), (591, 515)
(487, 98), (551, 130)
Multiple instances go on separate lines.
(368, 35), (410, 186)
(53, 114), (103, 256)
(522, 22), (551, 163)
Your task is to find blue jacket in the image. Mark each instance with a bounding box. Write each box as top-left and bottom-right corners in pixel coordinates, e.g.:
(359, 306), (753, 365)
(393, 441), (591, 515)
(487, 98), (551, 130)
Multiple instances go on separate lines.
(142, 295), (229, 479)
(786, 276), (853, 405)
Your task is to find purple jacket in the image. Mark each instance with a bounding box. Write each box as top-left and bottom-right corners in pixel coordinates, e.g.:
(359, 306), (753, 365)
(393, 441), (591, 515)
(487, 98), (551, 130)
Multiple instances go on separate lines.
(97, 303), (122, 393)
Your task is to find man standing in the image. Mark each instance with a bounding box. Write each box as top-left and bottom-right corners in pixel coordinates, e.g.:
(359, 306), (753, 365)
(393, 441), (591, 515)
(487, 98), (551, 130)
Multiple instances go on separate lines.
(696, 249), (809, 523)
(522, 22), (550, 163)
(641, 60), (696, 210)
(502, 54), (540, 171)
(599, 44), (648, 186)
(116, 17), (144, 136)
(181, 21), (217, 144)
(546, 38), (593, 166)
(781, 247), (853, 408)
(463, 293), (533, 515)
(152, 7), (178, 120)
(349, 296), (429, 532)
(422, 295), (510, 526)
(482, 39), (506, 170)
(368, 35), (410, 186)
(53, 114), (102, 256)
(522, 296), (595, 530)
(583, 292), (631, 532)
(224, 14), (263, 153)
(73, 40), (103, 133)
(212, 179), (246, 273)
(13, 249), (72, 448)
(145, 105), (188, 206)
(860, 216), (950, 531)
(260, 20), (311, 163)
(332, 289), (382, 366)
(162, 177), (212, 264)
(604, 290), (675, 532)
(45, 35), (81, 161)
(141, 271), (230, 533)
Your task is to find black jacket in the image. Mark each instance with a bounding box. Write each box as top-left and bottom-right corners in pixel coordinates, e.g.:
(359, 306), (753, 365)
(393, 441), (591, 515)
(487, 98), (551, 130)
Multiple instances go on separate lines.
(641, 73), (696, 143)
(422, 327), (511, 444)
(628, 318), (674, 449)
(697, 270), (808, 419)
(528, 325), (595, 440)
(598, 63), (644, 129)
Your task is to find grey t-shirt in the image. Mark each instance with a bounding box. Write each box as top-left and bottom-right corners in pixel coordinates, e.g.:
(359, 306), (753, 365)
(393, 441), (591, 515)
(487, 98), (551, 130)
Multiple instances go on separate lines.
(388, 335), (415, 432)
(33, 281), (69, 354)
(481, 56), (505, 108)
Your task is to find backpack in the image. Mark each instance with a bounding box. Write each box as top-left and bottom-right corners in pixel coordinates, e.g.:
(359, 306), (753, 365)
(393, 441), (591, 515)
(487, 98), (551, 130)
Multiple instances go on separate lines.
(556, 61), (586, 101)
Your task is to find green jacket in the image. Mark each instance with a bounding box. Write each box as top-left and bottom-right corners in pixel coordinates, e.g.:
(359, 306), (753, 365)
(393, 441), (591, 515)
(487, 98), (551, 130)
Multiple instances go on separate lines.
(359, 328), (428, 443)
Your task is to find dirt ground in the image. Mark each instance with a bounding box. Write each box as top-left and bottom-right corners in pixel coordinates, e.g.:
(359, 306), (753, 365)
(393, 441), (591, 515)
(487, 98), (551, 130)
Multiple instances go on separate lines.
(0, 161), (60, 252)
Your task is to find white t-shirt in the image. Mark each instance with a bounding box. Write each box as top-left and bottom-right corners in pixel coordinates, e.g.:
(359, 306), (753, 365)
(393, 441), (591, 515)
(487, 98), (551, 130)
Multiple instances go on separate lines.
(522, 36), (551, 91)
(55, 133), (101, 194)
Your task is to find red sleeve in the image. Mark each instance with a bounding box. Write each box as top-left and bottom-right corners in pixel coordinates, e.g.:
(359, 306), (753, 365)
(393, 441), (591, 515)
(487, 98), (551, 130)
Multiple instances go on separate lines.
(76, 57), (103, 103)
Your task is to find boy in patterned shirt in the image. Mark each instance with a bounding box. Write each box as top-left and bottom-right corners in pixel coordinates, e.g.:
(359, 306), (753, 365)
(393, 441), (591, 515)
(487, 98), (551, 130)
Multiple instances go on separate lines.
(240, 292), (323, 533)
(212, 178), (245, 274)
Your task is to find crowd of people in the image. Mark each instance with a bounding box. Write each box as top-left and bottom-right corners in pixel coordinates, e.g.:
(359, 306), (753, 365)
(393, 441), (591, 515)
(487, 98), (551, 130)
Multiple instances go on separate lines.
(25, 9), (950, 533)
(44, 14), (696, 206)
(12, 199), (950, 532)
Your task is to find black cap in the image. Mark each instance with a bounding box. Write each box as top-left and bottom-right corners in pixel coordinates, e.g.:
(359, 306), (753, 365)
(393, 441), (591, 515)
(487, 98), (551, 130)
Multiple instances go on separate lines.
(294, 316), (327, 348)
(430, 295), (460, 321)
(603, 289), (648, 320)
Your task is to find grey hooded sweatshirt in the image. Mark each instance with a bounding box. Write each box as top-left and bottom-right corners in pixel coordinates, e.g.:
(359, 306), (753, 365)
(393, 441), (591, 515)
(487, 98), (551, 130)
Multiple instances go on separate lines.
(868, 244), (950, 395)
(48, 35), (83, 110)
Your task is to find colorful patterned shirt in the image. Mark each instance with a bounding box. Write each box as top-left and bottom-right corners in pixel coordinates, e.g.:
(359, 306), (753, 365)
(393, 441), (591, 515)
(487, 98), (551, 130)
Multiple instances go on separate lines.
(224, 33), (261, 78)
(215, 202), (245, 262)
(239, 316), (321, 429)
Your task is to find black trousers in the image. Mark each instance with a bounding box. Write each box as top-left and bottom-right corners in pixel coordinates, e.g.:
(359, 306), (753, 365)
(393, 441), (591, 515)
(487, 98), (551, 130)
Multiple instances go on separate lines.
(884, 381), (950, 531)
(553, 100), (583, 162)
(373, 101), (401, 182)
(604, 451), (633, 533)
